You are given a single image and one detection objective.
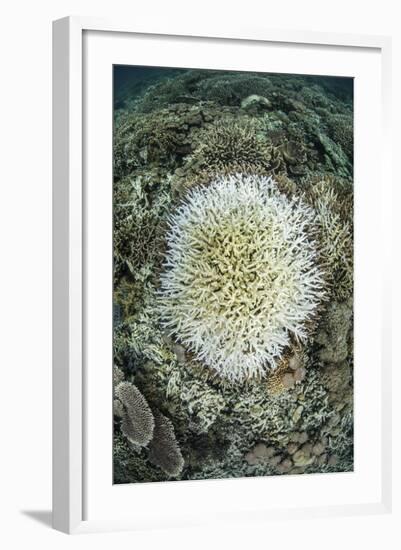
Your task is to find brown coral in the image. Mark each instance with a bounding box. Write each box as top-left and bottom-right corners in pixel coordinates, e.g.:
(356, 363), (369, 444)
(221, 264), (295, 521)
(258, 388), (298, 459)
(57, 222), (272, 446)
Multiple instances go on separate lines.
(266, 346), (307, 394)
(148, 411), (184, 477)
(278, 139), (307, 175)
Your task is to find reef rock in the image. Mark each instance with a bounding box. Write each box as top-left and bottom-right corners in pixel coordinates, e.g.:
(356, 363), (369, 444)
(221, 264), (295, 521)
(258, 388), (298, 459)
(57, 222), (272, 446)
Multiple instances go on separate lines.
(241, 94), (272, 113)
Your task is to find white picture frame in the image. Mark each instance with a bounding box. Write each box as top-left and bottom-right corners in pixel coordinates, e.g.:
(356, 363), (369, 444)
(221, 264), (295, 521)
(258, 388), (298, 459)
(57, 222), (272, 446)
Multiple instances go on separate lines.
(52, 16), (392, 534)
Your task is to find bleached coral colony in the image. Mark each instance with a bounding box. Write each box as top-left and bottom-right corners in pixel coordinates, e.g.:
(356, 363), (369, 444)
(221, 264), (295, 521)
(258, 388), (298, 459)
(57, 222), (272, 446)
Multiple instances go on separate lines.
(159, 174), (326, 381)
(113, 68), (354, 483)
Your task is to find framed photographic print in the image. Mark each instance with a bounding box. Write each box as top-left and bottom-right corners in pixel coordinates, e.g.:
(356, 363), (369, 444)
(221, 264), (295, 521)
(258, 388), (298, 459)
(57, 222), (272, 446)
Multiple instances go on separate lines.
(52, 17), (392, 533)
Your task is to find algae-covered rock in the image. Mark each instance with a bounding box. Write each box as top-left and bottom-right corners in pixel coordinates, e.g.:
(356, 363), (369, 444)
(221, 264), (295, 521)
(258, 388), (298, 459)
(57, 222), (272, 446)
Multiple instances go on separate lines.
(241, 94), (272, 113)
(315, 301), (352, 363)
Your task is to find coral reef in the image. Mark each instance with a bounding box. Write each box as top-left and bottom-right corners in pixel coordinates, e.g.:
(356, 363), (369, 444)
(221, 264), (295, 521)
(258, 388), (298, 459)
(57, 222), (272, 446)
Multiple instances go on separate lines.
(196, 73), (273, 106)
(164, 362), (227, 434)
(241, 94), (272, 114)
(319, 360), (353, 407)
(303, 175), (353, 300)
(328, 113), (353, 159)
(159, 174), (326, 381)
(112, 66), (354, 483)
(266, 346), (307, 394)
(188, 118), (276, 176)
(113, 105), (202, 179)
(113, 372), (185, 477)
(113, 174), (172, 282)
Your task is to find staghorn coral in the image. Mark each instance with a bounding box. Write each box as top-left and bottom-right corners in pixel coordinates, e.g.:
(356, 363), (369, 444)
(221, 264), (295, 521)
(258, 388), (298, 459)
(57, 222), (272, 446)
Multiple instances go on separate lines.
(113, 365), (125, 386)
(190, 118), (275, 175)
(164, 362), (227, 434)
(304, 175), (353, 299)
(114, 381), (155, 446)
(113, 175), (172, 282)
(159, 173), (326, 381)
(149, 411), (184, 477)
(164, 114), (285, 199)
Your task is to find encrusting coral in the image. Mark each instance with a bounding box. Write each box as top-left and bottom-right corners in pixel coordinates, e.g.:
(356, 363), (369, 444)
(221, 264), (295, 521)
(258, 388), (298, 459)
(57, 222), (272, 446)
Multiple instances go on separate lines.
(314, 300), (353, 363)
(159, 173), (326, 381)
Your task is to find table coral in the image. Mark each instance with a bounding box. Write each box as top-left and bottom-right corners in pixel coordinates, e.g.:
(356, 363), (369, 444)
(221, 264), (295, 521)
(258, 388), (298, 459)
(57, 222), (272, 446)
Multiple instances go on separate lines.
(149, 411), (184, 477)
(114, 381), (155, 447)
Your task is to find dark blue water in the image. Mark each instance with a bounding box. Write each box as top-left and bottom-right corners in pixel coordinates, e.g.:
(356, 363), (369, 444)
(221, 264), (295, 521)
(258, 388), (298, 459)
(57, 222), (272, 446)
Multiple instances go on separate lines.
(113, 65), (353, 109)
(113, 65), (181, 108)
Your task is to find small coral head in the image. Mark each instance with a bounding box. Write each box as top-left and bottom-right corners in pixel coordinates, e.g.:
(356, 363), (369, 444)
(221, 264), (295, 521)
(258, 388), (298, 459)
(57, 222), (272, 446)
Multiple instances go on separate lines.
(159, 174), (325, 382)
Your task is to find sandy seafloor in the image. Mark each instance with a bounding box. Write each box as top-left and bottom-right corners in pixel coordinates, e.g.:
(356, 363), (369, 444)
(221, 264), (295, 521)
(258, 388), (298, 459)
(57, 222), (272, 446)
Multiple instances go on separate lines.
(112, 66), (354, 483)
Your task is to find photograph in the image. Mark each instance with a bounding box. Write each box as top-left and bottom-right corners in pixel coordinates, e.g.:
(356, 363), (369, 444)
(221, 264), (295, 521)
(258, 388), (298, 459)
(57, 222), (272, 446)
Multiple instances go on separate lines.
(112, 65), (354, 484)
(0, 0), (395, 543)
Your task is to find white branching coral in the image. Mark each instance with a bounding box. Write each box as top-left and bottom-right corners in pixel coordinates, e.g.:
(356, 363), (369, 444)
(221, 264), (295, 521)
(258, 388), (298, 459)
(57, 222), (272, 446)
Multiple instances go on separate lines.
(304, 176), (353, 300)
(159, 174), (326, 381)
